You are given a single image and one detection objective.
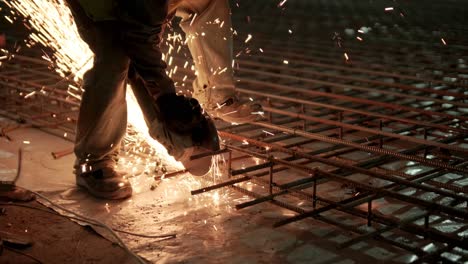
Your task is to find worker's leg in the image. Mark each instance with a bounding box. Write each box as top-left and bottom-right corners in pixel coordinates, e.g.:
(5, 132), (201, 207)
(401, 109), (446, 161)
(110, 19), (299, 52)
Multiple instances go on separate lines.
(66, 0), (130, 172)
(74, 23), (130, 173)
(172, 0), (262, 124)
(119, 0), (175, 100)
(67, 1), (132, 199)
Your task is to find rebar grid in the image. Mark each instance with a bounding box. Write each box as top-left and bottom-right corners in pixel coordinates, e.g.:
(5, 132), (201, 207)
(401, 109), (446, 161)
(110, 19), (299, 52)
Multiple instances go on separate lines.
(1, 0), (467, 262)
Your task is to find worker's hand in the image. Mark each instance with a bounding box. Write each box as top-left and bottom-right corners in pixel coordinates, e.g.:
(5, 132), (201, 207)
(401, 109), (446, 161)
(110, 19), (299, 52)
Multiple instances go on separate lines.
(156, 93), (203, 135)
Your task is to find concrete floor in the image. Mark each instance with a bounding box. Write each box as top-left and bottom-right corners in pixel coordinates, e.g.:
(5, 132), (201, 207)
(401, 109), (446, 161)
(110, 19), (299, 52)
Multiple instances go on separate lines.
(0, 117), (422, 263)
(0, 199), (135, 264)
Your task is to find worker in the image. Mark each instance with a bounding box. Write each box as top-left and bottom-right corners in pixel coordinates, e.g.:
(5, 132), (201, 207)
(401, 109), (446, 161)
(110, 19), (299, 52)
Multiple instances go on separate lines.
(65, 0), (261, 199)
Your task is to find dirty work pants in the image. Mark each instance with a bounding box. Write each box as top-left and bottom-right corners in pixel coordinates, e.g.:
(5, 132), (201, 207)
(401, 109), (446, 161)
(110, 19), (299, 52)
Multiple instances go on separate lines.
(71, 0), (234, 172)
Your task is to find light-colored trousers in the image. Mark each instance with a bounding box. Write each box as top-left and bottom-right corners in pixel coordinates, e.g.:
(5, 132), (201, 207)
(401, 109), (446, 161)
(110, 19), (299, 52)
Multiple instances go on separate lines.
(72, 0), (234, 171)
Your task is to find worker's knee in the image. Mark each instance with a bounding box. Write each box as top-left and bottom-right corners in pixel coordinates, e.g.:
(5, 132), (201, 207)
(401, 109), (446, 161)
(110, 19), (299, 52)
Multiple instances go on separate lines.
(82, 53), (129, 96)
(93, 46), (129, 74)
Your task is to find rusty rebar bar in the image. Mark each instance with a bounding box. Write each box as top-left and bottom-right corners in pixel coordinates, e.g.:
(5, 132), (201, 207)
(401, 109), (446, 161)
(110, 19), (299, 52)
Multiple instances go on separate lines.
(51, 148), (74, 159)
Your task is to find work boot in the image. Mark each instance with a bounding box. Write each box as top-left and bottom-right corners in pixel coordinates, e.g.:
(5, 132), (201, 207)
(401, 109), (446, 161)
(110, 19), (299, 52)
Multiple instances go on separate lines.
(148, 93), (220, 176)
(75, 167), (133, 200)
(178, 0), (262, 124)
